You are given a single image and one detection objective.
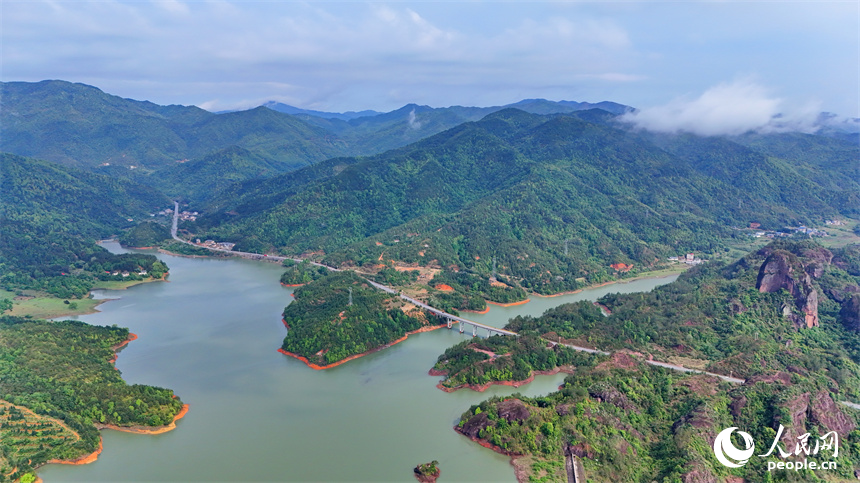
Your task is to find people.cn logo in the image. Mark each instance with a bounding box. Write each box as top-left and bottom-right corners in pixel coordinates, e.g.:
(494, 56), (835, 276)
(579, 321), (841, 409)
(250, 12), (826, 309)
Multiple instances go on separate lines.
(713, 427), (756, 468)
(712, 425), (839, 472)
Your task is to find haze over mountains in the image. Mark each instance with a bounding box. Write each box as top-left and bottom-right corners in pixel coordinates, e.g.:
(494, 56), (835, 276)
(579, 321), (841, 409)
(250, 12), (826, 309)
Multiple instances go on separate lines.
(0, 80), (631, 174)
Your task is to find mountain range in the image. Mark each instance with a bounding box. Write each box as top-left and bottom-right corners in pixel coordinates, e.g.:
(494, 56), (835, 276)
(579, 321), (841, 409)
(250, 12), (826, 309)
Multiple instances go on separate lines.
(0, 80), (630, 178)
(1, 80), (858, 296)
(195, 108), (859, 293)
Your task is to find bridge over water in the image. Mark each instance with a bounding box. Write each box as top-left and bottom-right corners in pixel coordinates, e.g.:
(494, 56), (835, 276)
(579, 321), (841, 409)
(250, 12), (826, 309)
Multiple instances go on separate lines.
(172, 202), (515, 338)
(167, 203), (860, 408)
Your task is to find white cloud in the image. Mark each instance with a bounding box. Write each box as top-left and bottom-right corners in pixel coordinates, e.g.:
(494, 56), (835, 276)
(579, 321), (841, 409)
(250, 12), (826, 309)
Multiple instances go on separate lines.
(2, 1), (645, 110)
(620, 80), (820, 136)
(152, 0), (189, 16)
(407, 108), (422, 129)
(9, 2), (852, 116)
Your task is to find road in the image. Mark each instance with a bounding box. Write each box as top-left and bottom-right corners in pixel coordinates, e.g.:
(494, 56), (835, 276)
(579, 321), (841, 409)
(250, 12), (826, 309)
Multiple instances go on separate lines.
(168, 201), (860, 408)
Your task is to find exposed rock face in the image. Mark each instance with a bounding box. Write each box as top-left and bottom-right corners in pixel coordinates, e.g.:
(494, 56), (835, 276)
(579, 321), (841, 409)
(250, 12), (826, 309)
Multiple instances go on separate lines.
(840, 294), (860, 332)
(780, 393), (811, 446)
(497, 399), (530, 423)
(757, 251), (798, 293)
(746, 371), (793, 386)
(808, 391), (856, 437)
(802, 247), (833, 268)
(729, 394), (747, 418)
(556, 403), (572, 417)
(565, 442), (595, 459)
(681, 462), (718, 483)
(588, 382), (636, 411)
(756, 251), (820, 328)
(773, 390), (855, 450)
(458, 412), (490, 439)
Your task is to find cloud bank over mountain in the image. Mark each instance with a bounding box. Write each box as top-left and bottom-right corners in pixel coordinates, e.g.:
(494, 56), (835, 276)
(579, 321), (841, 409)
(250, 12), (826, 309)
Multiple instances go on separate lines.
(620, 80), (824, 136)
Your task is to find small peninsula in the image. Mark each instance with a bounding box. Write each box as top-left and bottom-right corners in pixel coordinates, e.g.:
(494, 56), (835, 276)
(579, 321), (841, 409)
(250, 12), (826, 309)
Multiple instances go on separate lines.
(431, 334), (599, 392)
(0, 316), (186, 482)
(280, 271), (441, 368)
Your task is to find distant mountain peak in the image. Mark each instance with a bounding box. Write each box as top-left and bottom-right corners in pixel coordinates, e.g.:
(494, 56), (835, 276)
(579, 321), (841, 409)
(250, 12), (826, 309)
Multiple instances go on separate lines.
(261, 101), (381, 121)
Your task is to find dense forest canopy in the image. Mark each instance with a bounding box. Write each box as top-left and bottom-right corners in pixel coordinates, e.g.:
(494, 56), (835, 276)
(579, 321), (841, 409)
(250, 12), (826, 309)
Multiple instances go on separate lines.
(2, 79), (860, 483)
(281, 271), (430, 366)
(192, 109), (858, 294)
(439, 240), (860, 482)
(0, 317), (185, 482)
(503, 240), (860, 398)
(456, 359), (860, 482)
(0, 153), (170, 298)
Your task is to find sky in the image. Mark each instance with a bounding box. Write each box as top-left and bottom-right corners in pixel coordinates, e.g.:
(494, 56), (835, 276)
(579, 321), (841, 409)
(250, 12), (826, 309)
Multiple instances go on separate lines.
(2, 1), (859, 135)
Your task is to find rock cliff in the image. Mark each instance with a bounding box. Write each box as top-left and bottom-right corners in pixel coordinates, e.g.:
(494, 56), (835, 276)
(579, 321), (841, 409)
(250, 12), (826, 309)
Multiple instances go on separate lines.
(840, 294), (860, 332)
(756, 250), (821, 329)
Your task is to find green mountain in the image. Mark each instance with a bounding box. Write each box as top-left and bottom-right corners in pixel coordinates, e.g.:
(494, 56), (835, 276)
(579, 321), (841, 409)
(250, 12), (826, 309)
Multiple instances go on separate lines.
(1, 81), (635, 202)
(195, 109), (858, 294)
(0, 153), (170, 297)
(292, 99), (630, 156)
(507, 240), (860, 395)
(149, 146), (287, 202)
(443, 240), (860, 481)
(455, 359), (858, 482)
(0, 81), (347, 171)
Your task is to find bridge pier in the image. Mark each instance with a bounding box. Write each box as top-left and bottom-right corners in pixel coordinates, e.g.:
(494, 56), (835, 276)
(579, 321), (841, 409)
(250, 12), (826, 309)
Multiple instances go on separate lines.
(472, 325), (477, 337)
(459, 321), (464, 333)
(447, 319), (452, 329)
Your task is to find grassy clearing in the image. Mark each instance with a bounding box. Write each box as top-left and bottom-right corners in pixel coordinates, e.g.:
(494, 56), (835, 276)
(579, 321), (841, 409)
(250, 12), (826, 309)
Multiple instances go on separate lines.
(818, 218), (860, 248)
(91, 277), (162, 290)
(6, 295), (104, 319)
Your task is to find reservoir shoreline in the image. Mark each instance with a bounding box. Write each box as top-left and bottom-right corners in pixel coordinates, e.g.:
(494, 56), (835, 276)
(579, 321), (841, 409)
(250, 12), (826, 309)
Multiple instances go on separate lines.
(278, 322), (448, 370)
(40, 331), (189, 472)
(40, 243), (683, 483)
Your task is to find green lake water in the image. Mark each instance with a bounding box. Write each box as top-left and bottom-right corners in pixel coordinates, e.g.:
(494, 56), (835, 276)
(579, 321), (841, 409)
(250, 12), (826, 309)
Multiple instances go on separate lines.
(39, 242), (677, 482)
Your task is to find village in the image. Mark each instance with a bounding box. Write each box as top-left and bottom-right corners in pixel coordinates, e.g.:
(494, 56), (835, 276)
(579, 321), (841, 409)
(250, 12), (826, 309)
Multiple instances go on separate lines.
(193, 239), (236, 250)
(153, 207), (199, 222)
(746, 221), (833, 240)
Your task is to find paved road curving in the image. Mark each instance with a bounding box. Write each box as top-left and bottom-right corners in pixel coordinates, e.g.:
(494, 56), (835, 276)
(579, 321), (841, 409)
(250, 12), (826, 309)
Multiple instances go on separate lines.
(168, 201), (859, 410)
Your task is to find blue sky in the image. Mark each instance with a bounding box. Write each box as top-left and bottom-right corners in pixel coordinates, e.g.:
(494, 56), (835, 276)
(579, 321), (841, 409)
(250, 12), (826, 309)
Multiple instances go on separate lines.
(3, 1), (858, 131)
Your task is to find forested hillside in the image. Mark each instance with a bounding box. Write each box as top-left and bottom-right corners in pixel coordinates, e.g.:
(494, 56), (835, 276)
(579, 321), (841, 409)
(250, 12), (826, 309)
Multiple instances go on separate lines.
(504, 240), (860, 397)
(440, 240), (860, 481)
(195, 109), (859, 294)
(455, 360), (859, 482)
(0, 317), (185, 482)
(0, 81), (629, 187)
(280, 271), (432, 367)
(0, 153), (169, 297)
(0, 81), (347, 172)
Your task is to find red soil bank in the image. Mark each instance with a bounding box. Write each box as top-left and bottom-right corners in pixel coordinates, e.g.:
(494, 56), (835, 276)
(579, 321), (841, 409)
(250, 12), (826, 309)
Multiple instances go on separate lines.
(279, 323), (447, 370)
(108, 333), (138, 364)
(98, 403), (189, 435)
(486, 299), (530, 307)
(48, 439), (103, 466)
(462, 306), (490, 314)
(435, 367), (571, 393)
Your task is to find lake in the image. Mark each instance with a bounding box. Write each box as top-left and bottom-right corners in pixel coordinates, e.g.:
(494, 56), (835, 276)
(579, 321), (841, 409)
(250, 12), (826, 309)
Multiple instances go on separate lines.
(39, 243), (677, 482)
